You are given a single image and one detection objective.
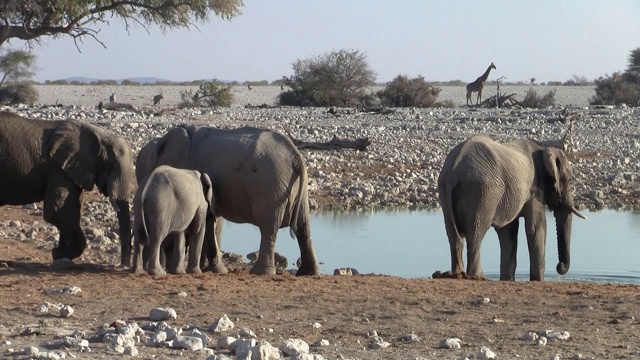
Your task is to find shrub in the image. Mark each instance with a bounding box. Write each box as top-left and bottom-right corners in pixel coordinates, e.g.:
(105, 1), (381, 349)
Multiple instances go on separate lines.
(519, 88), (556, 108)
(0, 83), (39, 104)
(179, 80), (233, 107)
(279, 49), (376, 107)
(377, 75), (448, 108)
(589, 72), (640, 106)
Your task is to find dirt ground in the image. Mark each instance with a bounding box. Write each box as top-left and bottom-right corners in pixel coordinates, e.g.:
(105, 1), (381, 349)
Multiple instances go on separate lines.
(0, 204), (639, 360)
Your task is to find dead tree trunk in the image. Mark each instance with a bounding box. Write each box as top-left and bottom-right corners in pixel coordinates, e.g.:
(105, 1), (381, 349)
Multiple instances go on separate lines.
(291, 134), (371, 151)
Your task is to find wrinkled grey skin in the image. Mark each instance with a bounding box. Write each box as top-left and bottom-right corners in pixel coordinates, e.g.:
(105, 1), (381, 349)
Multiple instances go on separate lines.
(0, 111), (134, 265)
(133, 165), (213, 276)
(438, 135), (585, 281)
(136, 125), (320, 276)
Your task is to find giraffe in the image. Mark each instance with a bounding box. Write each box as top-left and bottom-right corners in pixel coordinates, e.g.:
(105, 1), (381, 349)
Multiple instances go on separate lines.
(466, 62), (496, 105)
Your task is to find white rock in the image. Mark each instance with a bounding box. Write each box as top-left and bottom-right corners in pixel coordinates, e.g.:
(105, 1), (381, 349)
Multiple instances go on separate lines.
(217, 335), (237, 349)
(538, 336), (548, 346)
(188, 328), (211, 346)
(231, 338), (257, 359)
(250, 340), (282, 359)
(290, 354), (327, 360)
(478, 345), (496, 359)
(123, 346), (138, 356)
(312, 339), (330, 347)
(521, 331), (539, 341)
(439, 337), (462, 349)
(23, 346), (40, 356)
(307, 322), (322, 329)
(368, 340), (390, 349)
(279, 338), (310, 356)
(172, 335), (203, 351)
(543, 330), (571, 341)
(59, 305), (74, 318)
(149, 307), (177, 321)
(210, 314), (235, 333)
(403, 332), (420, 342)
(239, 328), (257, 338)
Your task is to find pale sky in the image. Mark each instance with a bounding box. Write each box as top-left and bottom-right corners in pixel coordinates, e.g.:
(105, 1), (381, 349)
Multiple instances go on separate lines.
(12, 0), (640, 83)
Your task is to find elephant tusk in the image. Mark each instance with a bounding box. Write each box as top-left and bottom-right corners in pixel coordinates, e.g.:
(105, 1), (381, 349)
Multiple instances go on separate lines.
(570, 206), (587, 219)
(109, 195), (120, 213)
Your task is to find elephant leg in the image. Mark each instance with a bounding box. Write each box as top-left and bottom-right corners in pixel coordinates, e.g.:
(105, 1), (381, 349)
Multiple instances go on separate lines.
(203, 216), (227, 274)
(465, 226), (490, 279)
(250, 224), (278, 276)
(169, 233), (187, 274)
(43, 175), (86, 261)
(292, 214), (320, 276)
(523, 203), (547, 281)
(148, 233), (167, 277)
(132, 230), (146, 274)
(496, 220), (520, 281)
(186, 215), (205, 274)
(443, 214), (465, 275)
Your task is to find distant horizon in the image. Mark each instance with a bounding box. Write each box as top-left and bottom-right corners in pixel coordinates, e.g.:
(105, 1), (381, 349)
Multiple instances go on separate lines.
(40, 75), (595, 86)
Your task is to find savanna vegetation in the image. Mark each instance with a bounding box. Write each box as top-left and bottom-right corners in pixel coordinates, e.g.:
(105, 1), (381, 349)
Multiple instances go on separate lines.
(0, 48), (38, 104)
(590, 48), (640, 106)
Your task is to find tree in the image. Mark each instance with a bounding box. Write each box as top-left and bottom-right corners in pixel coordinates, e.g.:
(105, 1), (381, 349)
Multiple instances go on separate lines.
(279, 49), (376, 107)
(0, 49), (36, 85)
(623, 47), (640, 84)
(0, 0), (244, 49)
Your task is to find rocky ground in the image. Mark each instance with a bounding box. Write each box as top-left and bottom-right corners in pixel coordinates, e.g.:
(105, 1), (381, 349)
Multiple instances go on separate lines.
(0, 86), (639, 359)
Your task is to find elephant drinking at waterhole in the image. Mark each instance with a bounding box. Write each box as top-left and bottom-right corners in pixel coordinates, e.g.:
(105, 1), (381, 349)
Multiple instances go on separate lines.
(136, 125), (320, 276)
(437, 135), (586, 281)
(0, 111), (134, 265)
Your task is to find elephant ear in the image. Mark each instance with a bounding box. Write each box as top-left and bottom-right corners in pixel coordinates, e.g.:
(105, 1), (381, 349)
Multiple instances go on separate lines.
(49, 121), (98, 191)
(542, 147), (567, 196)
(156, 126), (191, 169)
(200, 172), (214, 215)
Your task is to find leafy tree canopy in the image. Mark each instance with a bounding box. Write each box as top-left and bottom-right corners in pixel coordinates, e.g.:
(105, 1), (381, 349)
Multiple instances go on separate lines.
(0, 0), (244, 49)
(0, 49), (36, 85)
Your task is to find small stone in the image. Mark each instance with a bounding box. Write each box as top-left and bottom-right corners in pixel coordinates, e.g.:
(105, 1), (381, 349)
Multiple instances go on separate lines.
(542, 330), (571, 341)
(173, 335), (203, 351)
(403, 332), (420, 342)
(60, 305), (74, 318)
(279, 338), (310, 356)
(521, 331), (539, 341)
(23, 346), (40, 356)
(439, 337), (462, 349)
(239, 327), (256, 338)
(307, 322), (321, 329)
(123, 346), (138, 356)
(312, 339), (330, 347)
(537, 336), (548, 346)
(251, 340), (281, 359)
(149, 307), (177, 321)
(210, 314), (234, 333)
(478, 345), (496, 359)
(217, 335), (237, 349)
(368, 340), (390, 349)
(177, 291), (188, 297)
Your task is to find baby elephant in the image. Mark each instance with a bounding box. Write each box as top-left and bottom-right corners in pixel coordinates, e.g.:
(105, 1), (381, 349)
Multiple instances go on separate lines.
(133, 165), (214, 276)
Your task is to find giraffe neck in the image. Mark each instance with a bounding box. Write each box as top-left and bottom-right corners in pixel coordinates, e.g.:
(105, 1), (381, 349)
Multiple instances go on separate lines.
(479, 65), (494, 82)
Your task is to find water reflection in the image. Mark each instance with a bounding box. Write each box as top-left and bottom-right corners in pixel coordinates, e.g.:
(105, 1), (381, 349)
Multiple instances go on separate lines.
(220, 209), (640, 284)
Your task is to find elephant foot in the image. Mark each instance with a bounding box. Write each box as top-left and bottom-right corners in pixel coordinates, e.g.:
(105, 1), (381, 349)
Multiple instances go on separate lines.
(249, 264), (276, 276)
(205, 260), (228, 274)
(186, 267), (202, 274)
(133, 266), (146, 275)
(149, 267), (167, 277)
(295, 263), (321, 276)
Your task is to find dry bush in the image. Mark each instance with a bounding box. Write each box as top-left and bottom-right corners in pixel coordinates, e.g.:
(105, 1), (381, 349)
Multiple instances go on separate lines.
(0, 83), (38, 104)
(377, 75), (450, 108)
(179, 80), (233, 108)
(590, 72), (640, 106)
(519, 87), (556, 108)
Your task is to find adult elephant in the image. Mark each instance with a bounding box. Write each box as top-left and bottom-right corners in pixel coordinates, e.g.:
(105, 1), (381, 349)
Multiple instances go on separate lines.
(437, 135), (586, 281)
(0, 111), (134, 265)
(136, 125), (320, 276)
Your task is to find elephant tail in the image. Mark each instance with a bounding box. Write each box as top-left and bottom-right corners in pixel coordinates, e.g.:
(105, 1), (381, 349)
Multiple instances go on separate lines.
(439, 179), (462, 241)
(289, 154), (308, 238)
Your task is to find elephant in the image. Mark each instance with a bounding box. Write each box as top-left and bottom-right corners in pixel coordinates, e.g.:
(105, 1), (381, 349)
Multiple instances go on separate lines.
(0, 111), (134, 265)
(133, 165), (214, 276)
(135, 125), (320, 276)
(437, 135), (586, 281)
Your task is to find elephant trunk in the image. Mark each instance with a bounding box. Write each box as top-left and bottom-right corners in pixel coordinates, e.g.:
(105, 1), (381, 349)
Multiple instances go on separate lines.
(553, 207), (572, 275)
(107, 162), (134, 267)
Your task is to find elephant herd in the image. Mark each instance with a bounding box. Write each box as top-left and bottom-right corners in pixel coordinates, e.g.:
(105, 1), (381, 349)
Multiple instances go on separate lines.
(0, 111), (586, 281)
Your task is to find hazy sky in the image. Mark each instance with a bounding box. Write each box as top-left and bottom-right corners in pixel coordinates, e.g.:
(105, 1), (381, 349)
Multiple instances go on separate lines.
(12, 0), (640, 83)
